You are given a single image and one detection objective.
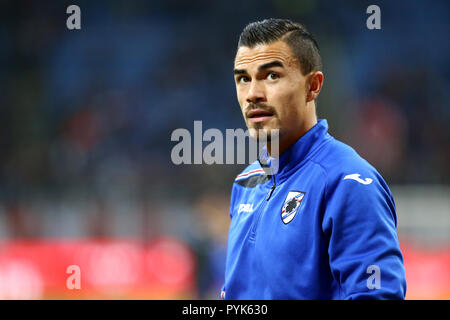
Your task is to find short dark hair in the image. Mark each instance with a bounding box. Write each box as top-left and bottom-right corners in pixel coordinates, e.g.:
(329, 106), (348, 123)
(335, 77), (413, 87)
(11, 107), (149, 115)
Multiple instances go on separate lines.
(238, 19), (322, 75)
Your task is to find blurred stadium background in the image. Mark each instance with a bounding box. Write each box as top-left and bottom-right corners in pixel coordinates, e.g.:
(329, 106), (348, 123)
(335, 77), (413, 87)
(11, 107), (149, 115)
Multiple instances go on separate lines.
(0, 0), (448, 299)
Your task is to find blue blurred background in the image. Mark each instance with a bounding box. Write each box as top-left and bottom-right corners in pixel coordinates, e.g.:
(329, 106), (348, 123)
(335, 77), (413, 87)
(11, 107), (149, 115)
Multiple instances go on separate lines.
(0, 0), (448, 299)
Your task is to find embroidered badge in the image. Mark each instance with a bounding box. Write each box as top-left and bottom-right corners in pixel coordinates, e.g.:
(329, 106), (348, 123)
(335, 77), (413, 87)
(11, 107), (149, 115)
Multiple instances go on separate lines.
(281, 191), (305, 224)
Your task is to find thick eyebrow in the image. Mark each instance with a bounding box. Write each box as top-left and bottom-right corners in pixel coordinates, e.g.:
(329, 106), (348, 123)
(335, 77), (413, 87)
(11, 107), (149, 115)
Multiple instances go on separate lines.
(233, 60), (284, 75)
(233, 69), (247, 75)
(258, 60), (284, 71)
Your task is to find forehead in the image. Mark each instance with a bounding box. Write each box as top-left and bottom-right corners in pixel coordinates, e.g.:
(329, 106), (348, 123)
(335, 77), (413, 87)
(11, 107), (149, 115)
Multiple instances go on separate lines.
(234, 40), (299, 70)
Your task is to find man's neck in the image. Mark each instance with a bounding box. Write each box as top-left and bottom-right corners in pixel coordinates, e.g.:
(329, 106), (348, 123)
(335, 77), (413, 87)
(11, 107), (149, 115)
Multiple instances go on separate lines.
(267, 116), (317, 157)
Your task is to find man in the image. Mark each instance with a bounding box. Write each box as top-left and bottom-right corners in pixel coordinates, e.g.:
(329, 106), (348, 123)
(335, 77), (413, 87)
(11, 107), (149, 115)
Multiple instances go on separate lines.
(222, 19), (406, 299)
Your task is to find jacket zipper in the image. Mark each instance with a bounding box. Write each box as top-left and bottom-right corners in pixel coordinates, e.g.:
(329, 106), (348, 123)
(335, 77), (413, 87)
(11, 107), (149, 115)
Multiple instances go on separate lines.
(249, 175), (276, 241)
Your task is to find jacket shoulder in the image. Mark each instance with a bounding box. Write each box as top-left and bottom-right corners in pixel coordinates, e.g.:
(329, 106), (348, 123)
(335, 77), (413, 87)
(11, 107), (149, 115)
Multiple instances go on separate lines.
(234, 161), (264, 181)
(313, 137), (381, 182)
(312, 137), (396, 221)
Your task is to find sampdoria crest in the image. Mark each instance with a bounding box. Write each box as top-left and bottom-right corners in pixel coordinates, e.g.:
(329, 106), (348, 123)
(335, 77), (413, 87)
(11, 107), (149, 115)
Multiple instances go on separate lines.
(281, 191), (305, 224)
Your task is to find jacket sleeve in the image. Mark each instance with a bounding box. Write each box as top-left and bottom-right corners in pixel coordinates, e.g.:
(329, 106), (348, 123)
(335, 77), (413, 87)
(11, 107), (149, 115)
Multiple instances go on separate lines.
(220, 181), (239, 299)
(322, 168), (407, 299)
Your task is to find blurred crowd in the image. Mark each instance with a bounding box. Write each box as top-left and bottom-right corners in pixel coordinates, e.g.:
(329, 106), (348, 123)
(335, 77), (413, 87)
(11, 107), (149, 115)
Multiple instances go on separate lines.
(0, 0), (448, 298)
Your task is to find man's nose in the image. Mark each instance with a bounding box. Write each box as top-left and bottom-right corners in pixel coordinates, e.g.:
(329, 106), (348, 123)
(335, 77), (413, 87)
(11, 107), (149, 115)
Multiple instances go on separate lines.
(246, 80), (266, 104)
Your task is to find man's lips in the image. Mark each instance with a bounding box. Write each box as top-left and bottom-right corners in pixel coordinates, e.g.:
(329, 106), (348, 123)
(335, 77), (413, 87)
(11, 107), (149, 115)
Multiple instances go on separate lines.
(247, 109), (274, 123)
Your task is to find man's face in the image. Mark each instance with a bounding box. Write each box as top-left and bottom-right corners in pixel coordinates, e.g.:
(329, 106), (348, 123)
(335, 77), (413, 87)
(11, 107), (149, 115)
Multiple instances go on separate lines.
(234, 40), (308, 141)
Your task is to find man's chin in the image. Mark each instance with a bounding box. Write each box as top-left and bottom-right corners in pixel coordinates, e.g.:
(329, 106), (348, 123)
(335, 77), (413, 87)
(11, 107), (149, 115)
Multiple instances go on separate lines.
(247, 126), (279, 141)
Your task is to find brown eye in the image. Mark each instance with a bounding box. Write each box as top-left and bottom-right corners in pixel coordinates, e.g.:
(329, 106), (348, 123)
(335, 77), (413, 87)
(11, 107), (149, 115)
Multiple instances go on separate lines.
(267, 72), (280, 81)
(237, 76), (250, 83)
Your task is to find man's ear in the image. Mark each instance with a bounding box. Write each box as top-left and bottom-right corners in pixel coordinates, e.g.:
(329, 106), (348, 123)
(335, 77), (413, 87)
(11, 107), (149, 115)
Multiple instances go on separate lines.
(306, 71), (324, 102)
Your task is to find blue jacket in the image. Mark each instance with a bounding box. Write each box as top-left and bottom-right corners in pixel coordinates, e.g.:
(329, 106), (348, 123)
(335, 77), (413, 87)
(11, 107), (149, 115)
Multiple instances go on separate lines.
(222, 119), (406, 299)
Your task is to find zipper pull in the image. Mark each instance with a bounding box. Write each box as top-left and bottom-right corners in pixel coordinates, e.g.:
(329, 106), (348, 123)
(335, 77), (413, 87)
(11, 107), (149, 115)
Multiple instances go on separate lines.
(266, 183), (276, 201)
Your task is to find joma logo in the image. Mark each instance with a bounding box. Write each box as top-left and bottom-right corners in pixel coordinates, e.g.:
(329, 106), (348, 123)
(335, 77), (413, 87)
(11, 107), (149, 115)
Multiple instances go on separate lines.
(238, 204), (253, 214)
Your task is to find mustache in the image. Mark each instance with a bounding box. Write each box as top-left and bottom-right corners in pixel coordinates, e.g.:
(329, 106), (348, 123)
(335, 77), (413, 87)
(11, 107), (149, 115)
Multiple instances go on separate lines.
(245, 103), (276, 117)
